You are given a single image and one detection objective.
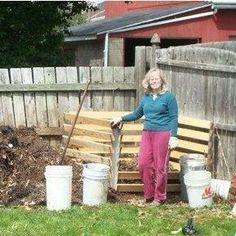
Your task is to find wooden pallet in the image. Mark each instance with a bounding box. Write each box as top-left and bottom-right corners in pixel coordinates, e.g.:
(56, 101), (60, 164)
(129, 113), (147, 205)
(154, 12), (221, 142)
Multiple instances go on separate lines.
(63, 111), (213, 193)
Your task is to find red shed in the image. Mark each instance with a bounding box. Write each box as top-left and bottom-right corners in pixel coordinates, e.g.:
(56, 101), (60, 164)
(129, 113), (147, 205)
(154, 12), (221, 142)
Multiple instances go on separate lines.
(64, 0), (236, 66)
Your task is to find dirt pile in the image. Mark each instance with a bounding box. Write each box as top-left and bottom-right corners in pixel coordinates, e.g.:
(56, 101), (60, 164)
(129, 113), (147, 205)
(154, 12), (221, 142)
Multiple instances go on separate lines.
(229, 174), (236, 206)
(0, 126), (82, 206)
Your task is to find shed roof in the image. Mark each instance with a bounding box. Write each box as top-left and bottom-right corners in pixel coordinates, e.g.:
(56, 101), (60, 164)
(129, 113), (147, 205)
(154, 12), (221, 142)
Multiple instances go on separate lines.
(65, 2), (211, 41)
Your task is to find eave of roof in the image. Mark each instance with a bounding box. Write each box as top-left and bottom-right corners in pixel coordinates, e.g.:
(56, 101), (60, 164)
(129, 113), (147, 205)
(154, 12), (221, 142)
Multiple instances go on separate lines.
(65, 2), (212, 41)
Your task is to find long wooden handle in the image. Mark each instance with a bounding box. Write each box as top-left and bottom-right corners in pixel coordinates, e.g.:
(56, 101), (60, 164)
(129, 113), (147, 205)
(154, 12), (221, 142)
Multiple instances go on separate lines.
(60, 79), (91, 164)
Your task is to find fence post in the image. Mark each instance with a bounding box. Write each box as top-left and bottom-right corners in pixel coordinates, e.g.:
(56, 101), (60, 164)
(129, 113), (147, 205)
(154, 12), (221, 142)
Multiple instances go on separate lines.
(135, 46), (146, 106)
(150, 33), (161, 68)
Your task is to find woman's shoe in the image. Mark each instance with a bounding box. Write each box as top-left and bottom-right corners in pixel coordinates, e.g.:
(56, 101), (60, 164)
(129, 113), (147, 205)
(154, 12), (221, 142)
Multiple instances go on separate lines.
(150, 200), (165, 206)
(145, 197), (154, 203)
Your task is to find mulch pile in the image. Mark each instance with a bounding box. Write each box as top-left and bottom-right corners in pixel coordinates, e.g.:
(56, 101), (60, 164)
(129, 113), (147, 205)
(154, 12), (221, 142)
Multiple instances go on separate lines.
(0, 125), (83, 206)
(229, 174), (236, 206)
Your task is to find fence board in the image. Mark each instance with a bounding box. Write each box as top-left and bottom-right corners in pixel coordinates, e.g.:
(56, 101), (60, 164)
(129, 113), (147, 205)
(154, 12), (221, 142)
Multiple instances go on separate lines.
(56, 67), (69, 127)
(0, 69), (14, 126)
(124, 67), (135, 111)
(11, 68), (26, 127)
(44, 67), (58, 127)
(79, 67), (91, 111)
(33, 67), (47, 127)
(103, 67), (114, 110)
(22, 68), (37, 127)
(114, 67), (125, 111)
(91, 67), (102, 111)
(0, 90), (2, 125)
(67, 67), (79, 111)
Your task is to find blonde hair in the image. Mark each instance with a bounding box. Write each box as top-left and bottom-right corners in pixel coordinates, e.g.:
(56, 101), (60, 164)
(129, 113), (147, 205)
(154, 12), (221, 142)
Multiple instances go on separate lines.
(142, 68), (167, 94)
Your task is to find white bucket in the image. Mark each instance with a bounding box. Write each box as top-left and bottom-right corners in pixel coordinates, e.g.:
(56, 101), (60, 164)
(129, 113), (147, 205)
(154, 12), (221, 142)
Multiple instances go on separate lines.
(211, 178), (231, 200)
(179, 154), (206, 201)
(83, 163), (110, 206)
(184, 170), (213, 208)
(44, 165), (72, 211)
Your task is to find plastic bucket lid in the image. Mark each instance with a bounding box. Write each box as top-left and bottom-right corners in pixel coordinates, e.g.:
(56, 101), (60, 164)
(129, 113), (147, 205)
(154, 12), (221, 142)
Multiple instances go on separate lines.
(45, 165), (72, 177)
(180, 153), (205, 163)
(180, 154), (206, 167)
(83, 163), (110, 179)
(184, 170), (211, 186)
(85, 163), (110, 172)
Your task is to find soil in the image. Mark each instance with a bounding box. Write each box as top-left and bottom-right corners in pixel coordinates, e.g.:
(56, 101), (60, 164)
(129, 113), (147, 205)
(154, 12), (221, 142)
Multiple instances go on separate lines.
(0, 125), (142, 207)
(0, 125), (83, 206)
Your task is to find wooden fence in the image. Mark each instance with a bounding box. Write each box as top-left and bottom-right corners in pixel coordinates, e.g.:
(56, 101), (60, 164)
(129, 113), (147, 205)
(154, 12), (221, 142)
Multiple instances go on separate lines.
(0, 66), (136, 126)
(0, 66), (136, 146)
(135, 44), (236, 180)
(1, 42), (236, 180)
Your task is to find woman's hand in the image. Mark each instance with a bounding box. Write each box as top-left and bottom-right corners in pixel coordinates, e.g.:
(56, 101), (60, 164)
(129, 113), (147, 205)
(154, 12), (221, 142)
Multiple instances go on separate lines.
(111, 117), (122, 128)
(168, 137), (178, 149)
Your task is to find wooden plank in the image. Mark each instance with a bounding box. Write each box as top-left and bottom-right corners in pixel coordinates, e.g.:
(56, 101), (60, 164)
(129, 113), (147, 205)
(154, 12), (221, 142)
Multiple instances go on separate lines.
(21, 68), (37, 127)
(63, 124), (112, 140)
(44, 67), (58, 127)
(11, 68), (26, 127)
(178, 127), (210, 142)
(215, 122), (236, 132)
(33, 67), (47, 127)
(124, 67), (136, 111)
(179, 116), (212, 130)
(56, 67), (69, 127)
(118, 171), (140, 180)
(0, 82), (136, 92)
(170, 150), (193, 160)
(120, 147), (139, 154)
(177, 140), (208, 153)
(169, 161), (180, 171)
(35, 127), (64, 136)
(118, 171), (179, 180)
(119, 157), (137, 162)
(157, 58), (236, 73)
(0, 69), (14, 126)
(73, 135), (111, 143)
(63, 135), (112, 152)
(64, 113), (110, 127)
(121, 135), (141, 143)
(66, 148), (110, 165)
(114, 67), (125, 111)
(67, 67), (80, 112)
(77, 111), (130, 119)
(103, 67), (114, 111)
(91, 67), (103, 111)
(77, 148), (111, 155)
(44, 67), (58, 147)
(116, 183), (180, 192)
(135, 46), (146, 105)
(65, 124), (110, 132)
(0, 91), (2, 125)
(79, 67), (91, 111)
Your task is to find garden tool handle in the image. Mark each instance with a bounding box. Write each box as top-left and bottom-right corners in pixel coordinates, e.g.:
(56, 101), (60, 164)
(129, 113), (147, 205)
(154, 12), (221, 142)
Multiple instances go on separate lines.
(60, 79), (91, 165)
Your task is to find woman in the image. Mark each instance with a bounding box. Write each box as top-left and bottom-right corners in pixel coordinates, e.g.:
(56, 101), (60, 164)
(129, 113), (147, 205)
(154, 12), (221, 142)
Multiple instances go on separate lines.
(111, 68), (178, 205)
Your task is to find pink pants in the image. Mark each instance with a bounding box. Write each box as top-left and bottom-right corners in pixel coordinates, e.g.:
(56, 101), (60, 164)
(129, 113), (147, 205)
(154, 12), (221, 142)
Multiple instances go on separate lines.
(138, 130), (170, 201)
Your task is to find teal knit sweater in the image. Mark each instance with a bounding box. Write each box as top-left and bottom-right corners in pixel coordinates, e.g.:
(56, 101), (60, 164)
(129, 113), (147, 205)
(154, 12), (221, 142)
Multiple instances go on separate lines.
(121, 91), (178, 137)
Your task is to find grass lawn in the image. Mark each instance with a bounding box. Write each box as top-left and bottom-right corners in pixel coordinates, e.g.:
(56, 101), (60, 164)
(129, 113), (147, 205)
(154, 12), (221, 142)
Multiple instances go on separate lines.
(0, 202), (235, 236)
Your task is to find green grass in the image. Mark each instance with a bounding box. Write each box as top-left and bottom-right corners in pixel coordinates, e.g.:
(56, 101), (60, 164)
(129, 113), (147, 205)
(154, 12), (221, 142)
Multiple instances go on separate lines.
(0, 202), (235, 236)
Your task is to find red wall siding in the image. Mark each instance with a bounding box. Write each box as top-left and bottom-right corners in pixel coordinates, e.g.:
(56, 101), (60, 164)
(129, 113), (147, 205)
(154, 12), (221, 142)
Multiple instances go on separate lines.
(110, 11), (236, 43)
(105, 1), (201, 18)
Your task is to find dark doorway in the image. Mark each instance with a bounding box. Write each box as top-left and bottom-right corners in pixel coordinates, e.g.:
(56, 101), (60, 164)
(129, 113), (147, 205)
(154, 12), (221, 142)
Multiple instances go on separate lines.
(124, 37), (199, 66)
(160, 38), (200, 48)
(124, 38), (151, 66)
